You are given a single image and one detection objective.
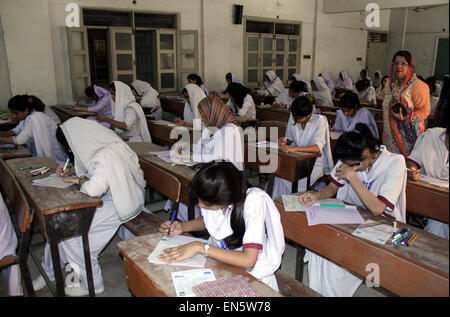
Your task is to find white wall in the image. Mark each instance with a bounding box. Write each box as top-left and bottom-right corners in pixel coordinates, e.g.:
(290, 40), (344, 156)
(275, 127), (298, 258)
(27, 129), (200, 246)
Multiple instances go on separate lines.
(0, 0), (382, 104)
(0, 15), (12, 111)
(323, 0), (449, 13)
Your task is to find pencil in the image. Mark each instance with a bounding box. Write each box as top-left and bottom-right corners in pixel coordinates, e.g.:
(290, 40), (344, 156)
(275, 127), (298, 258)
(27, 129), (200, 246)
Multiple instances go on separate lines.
(408, 234), (419, 245)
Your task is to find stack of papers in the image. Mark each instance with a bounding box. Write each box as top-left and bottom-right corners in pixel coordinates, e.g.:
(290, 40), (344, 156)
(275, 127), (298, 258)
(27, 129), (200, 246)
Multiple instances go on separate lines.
(281, 195), (305, 212)
(312, 198), (355, 209)
(352, 220), (394, 245)
(147, 235), (208, 268)
(257, 104), (272, 109)
(149, 150), (196, 166)
(172, 269), (216, 297)
(255, 140), (279, 150)
(330, 131), (343, 140)
(305, 199), (363, 226)
(32, 173), (75, 189)
(419, 174), (449, 189)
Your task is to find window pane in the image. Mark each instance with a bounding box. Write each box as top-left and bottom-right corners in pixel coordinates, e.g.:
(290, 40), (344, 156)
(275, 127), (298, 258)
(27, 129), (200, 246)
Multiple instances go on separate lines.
(117, 74), (134, 85)
(288, 68), (296, 79)
(288, 54), (297, 66)
(276, 39), (285, 51)
(73, 55), (88, 73)
(71, 31), (85, 50)
(160, 53), (174, 70)
(276, 54), (284, 67)
(248, 53), (258, 67)
(275, 69), (284, 81)
(83, 9), (131, 27)
(263, 53), (272, 67)
(181, 34), (195, 50)
(74, 77), (89, 98)
(135, 13), (176, 29)
(181, 52), (195, 69)
(263, 38), (272, 51)
(115, 32), (132, 50)
(289, 39), (297, 52)
(248, 69), (258, 83)
(275, 23), (299, 35)
(248, 37), (258, 51)
(160, 34), (174, 50)
(246, 20), (273, 34)
(117, 54), (133, 71)
(161, 73), (175, 89)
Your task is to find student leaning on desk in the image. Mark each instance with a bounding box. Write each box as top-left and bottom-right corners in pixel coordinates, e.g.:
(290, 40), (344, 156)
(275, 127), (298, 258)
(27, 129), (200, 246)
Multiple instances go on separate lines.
(297, 123), (407, 297)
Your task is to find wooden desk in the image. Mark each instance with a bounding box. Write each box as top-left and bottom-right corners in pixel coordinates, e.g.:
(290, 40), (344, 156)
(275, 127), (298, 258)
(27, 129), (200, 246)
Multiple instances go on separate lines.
(334, 87), (353, 98)
(147, 120), (194, 146)
(51, 105), (97, 122)
(256, 107), (290, 122)
(258, 121), (287, 141)
(406, 180), (449, 223)
(0, 145), (32, 159)
(6, 157), (103, 297)
(234, 117), (259, 130)
(274, 195), (449, 297)
(159, 96), (185, 117)
(0, 119), (18, 131)
(250, 93), (275, 106)
(117, 233), (282, 297)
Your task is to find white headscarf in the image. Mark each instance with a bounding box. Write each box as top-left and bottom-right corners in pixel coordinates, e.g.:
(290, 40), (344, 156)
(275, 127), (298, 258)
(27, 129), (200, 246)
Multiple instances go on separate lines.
(185, 83), (207, 119)
(111, 81), (151, 142)
(291, 73), (312, 93)
(337, 71), (354, 90)
(264, 70), (285, 97)
(61, 117), (146, 222)
(230, 73), (243, 85)
(311, 76), (334, 107)
(131, 80), (160, 110)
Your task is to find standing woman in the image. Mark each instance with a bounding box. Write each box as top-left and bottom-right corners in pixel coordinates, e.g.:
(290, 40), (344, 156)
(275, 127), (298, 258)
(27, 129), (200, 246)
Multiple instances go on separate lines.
(187, 73), (209, 96)
(0, 95), (67, 165)
(310, 76), (334, 107)
(32, 117), (146, 296)
(319, 73), (336, 98)
(225, 83), (256, 119)
(256, 70), (285, 97)
(97, 81), (151, 142)
(130, 80), (162, 120)
(159, 162), (285, 291)
(299, 123), (407, 296)
(74, 85), (112, 128)
(175, 84), (207, 127)
(382, 50), (430, 157)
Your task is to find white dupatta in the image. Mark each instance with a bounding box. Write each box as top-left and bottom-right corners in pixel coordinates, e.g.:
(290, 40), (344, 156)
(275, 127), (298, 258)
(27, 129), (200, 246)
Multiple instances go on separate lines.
(61, 117), (146, 222)
(131, 80), (160, 110)
(185, 83), (207, 120)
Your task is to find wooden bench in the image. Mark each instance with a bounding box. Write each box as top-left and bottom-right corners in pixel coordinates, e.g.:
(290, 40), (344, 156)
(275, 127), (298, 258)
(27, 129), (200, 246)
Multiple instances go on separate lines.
(275, 270), (321, 297)
(123, 163), (181, 237)
(0, 158), (35, 296)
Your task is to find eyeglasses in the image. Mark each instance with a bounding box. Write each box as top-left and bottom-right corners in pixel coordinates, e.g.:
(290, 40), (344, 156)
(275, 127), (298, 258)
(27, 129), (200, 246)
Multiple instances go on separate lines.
(393, 62), (409, 67)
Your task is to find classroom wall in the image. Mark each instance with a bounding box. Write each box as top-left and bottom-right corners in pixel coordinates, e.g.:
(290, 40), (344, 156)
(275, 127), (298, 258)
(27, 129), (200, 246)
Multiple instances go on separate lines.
(385, 5), (449, 78)
(323, 0), (449, 13)
(0, 15), (12, 111)
(0, 0), (389, 105)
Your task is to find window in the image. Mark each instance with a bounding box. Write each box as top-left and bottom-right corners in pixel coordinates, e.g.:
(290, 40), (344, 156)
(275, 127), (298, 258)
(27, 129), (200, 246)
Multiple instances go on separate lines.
(368, 32), (388, 42)
(244, 19), (301, 88)
(135, 13), (177, 29)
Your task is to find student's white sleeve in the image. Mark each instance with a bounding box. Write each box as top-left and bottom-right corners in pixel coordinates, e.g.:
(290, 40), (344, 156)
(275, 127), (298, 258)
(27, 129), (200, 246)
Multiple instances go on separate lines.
(79, 162), (109, 198)
(123, 107), (137, 131)
(285, 114), (296, 143)
(237, 102), (249, 117)
(12, 120), (33, 145)
(328, 160), (346, 187)
(183, 103), (194, 123)
(310, 116), (328, 150)
(12, 122), (23, 135)
(376, 157), (406, 213)
(333, 111), (344, 132)
(242, 193), (266, 250)
(406, 134), (426, 167)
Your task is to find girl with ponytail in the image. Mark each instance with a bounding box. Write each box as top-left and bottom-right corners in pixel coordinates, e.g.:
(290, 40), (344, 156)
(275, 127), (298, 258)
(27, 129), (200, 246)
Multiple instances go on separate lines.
(158, 161), (285, 291)
(298, 122), (407, 297)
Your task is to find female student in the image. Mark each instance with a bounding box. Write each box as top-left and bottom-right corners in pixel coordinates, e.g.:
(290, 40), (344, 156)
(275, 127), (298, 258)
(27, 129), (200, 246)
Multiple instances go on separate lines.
(382, 50), (430, 157)
(0, 95), (67, 165)
(376, 75), (389, 101)
(225, 72), (243, 86)
(271, 95), (333, 198)
(299, 123), (407, 296)
(158, 161), (285, 291)
(336, 71), (354, 91)
(0, 194), (21, 296)
(130, 80), (162, 120)
(32, 117), (146, 296)
(187, 73), (209, 96)
(74, 85), (112, 128)
(274, 74), (310, 107)
(310, 76), (334, 107)
(175, 84), (207, 127)
(96, 81), (151, 142)
(373, 71), (382, 88)
(358, 68), (372, 85)
(407, 126), (449, 238)
(319, 73), (336, 98)
(274, 80), (309, 110)
(29, 95), (61, 124)
(225, 83), (256, 119)
(167, 96), (244, 222)
(333, 92), (379, 139)
(255, 70), (285, 97)
(354, 79), (377, 105)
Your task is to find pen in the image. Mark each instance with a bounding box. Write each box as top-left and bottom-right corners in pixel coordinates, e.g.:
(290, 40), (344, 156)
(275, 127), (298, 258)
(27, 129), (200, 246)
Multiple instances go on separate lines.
(27, 167), (47, 174)
(21, 165), (41, 170)
(164, 210), (177, 240)
(62, 158), (70, 173)
(408, 234), (419, 246)
(393, 231), (410, 244)
(320, 203), (346, 208)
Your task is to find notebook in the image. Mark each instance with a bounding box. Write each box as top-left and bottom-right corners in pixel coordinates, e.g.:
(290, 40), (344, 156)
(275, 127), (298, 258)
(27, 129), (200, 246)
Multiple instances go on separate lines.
(192, 276), (259, 297)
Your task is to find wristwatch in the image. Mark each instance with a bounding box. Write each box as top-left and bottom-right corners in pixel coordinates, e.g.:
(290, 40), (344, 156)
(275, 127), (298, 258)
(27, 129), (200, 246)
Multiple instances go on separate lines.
(203, 244), (210, 258)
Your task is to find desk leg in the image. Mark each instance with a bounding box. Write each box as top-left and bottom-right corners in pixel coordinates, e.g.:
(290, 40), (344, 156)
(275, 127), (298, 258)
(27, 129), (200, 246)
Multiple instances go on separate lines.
(82, 233), (95, 297)
(295, 244), (306, 282)
(49, 240), (65, 296)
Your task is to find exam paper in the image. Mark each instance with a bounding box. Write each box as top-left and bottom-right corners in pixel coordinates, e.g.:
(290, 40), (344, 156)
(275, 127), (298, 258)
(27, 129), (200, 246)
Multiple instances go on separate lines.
(147, 235), (208, 268)
(419, 174), (449, 189)
(171, 269), (216, 297)
(330, 132), (343, 140)
(32, 173), (75, 189)
(352, 220), (394, 245)
(305, 205), (364, 226)
(282, 195), (305, 212)
(256, 141), (279, 150)
(312, 198), (356, 209)
(149, 150), (195, 166)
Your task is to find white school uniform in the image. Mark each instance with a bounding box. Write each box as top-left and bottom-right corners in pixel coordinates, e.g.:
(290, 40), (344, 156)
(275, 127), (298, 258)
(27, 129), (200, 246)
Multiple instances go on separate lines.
(236, 95), (256, 120)
(305, 146), (407, 297)
(275, 89), (292, 106)
(167, 123), (245, 222)
(201, 187), (285, 291)
(185, 84), (207, 121)
(40, 118), (146, 292)
(12, 110), (67, 165)
(131, 80), (162, 120)
(408, 128), (449, 238)
(311, 76), (334, 108)
(270, 113), (333, 198)
(355, 86), (377, 105)
(0, 195), (21, 296)
(44, 106), (61, 124)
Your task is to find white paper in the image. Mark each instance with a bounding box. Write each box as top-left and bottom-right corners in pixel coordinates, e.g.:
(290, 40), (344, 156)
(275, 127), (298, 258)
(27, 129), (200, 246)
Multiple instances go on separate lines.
(148, 150), (194, 166)
(150, 119), (173, 126)
(419, 174), (449, 189)
(352, 220), (394, 245)
(0, 119), (12, 124)
(305, 205), (364, 226)
(147, 235), (208, 268)
(282, 195), (305, 212)
(312, 198), (356, 209)
(330, 132), (343, 140)
(171, 269), (216, 297)
(32, 173), (75, 189)
(255, 141), (279, 150)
